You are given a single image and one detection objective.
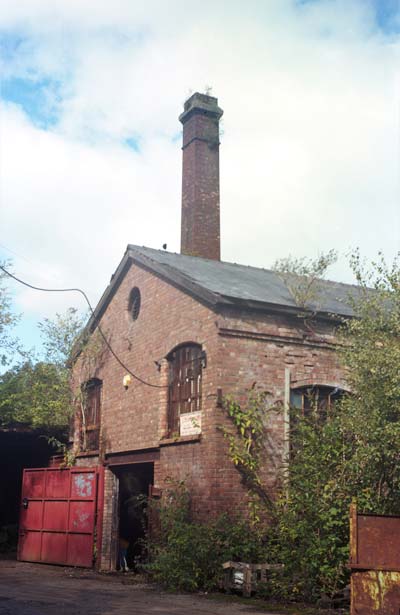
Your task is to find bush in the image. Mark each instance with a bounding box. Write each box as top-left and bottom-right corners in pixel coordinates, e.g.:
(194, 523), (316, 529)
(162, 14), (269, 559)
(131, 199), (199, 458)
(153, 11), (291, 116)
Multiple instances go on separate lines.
(146, 481), (265, 592)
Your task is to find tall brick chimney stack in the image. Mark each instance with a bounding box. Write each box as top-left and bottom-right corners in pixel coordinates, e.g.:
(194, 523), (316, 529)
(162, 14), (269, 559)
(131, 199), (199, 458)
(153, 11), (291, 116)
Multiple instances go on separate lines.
(179, 92), (223, 260)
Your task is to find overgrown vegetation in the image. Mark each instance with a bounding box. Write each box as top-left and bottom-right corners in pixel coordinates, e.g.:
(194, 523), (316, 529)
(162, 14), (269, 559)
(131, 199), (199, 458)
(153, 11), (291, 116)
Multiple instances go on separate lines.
(148, 252), (400, 604)
(273, 250), (338, 311)
(219, 389), (278, 521)
(146, 480), (265, 592)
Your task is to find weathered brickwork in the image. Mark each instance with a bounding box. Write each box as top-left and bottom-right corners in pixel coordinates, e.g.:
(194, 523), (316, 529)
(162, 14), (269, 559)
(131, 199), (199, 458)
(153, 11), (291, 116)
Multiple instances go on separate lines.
(72, 259), (346, 570)
(72, 260), (221, 568)
(180, 93), (223, 261)
(210, 308), (344, 514)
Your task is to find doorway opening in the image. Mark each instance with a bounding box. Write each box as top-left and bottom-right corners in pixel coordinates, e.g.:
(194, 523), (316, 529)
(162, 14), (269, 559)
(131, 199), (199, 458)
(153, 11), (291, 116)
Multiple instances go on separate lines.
(114, 463), (153, 571)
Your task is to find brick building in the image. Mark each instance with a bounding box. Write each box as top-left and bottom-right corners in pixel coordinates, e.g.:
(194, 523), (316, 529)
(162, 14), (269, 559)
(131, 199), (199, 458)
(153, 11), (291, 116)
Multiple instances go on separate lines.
(70, 93), (352, 571)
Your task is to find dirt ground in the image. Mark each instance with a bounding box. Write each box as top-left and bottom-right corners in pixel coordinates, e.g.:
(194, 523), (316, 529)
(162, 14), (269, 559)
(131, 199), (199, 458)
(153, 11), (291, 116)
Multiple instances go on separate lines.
(0, 558), (343, 615)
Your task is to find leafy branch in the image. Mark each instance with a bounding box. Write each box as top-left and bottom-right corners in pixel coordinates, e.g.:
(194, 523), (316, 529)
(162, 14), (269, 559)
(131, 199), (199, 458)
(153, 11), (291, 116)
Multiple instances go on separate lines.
(219, 389), (279, 520)
(273, 249), (338, 313)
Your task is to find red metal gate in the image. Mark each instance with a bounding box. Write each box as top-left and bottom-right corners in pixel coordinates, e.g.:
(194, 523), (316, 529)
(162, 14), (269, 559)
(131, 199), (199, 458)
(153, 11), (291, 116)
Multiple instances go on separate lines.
(18, 466), (104, 568)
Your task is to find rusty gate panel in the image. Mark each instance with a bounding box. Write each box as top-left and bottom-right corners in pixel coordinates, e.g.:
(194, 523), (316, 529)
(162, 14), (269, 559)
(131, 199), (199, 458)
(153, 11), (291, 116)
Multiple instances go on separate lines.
(350, 503), (400, 614)
(18, 466), (103, 568)
(352, 571), (400, 614)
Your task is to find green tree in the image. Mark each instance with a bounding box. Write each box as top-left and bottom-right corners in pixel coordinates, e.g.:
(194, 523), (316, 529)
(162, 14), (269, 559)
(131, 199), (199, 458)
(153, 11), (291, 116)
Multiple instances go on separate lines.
(0, 361), (71, 431)
(0, 308), (85, 434)
(38, 307), (86, 366)
(0, 262), (19, 366)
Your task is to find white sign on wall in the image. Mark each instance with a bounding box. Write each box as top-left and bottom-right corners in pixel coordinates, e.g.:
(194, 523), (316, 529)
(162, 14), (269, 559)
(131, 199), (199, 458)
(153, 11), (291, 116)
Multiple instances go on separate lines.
(180, 411), (202, 436)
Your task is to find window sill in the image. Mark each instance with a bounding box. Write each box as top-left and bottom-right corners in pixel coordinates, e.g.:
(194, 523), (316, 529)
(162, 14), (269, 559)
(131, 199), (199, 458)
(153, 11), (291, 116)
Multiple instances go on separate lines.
(75, 451), (100, 458)
(159, 434), (201, 447)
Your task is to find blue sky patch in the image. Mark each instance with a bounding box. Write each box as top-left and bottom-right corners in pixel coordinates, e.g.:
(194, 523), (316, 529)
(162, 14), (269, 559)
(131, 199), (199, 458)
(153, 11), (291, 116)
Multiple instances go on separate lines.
(124, 137), (141, 152)
(171, 131), (182, 144)
(0, 31), (28, 61)
(373, 0), (400, 32)
(296, 0), (400, 34)
(0, 77), (61, 129)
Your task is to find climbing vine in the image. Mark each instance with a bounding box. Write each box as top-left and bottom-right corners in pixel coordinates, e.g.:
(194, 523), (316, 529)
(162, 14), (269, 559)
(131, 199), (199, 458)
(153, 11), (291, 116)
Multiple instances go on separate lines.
(220, 388), (279, 521)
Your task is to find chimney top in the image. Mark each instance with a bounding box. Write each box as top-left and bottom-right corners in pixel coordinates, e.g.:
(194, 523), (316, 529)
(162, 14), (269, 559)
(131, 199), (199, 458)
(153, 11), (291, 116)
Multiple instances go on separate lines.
(179, 92), (223, 125)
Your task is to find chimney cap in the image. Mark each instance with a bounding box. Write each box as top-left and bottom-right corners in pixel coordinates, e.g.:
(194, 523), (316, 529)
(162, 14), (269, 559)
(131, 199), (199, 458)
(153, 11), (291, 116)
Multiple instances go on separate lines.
(179, 92), (223, 124)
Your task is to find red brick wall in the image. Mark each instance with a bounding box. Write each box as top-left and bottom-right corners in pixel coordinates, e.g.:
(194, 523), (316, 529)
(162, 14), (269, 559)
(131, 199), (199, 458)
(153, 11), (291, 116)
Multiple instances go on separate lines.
(209, 308), (345, 515)
(71, 262), (347, 569)
(72, 261), (222, 568)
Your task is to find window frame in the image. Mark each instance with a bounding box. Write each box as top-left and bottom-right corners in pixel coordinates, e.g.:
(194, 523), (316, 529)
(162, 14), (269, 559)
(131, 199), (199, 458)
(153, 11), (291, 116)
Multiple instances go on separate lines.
(290, 385), (344, 423)
(167, 343), (204, 436)
(80, 378), (102, 452)
(128, 287), (141, 321)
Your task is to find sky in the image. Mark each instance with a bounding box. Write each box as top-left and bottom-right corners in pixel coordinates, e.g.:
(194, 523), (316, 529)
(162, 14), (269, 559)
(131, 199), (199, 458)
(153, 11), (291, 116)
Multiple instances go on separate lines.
(0, 0), (399, 356)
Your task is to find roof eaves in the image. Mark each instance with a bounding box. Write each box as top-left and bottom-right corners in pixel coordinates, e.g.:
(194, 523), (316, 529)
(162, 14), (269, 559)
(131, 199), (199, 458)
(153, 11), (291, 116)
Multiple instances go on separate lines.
(215, 294), (349, 321)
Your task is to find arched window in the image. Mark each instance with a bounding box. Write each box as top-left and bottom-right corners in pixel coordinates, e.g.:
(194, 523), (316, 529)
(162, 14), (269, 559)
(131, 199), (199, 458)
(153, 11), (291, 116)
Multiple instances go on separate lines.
(81, 378), (102, 452)
(167, 344), (204, 435)
(290, 385), (344, 423)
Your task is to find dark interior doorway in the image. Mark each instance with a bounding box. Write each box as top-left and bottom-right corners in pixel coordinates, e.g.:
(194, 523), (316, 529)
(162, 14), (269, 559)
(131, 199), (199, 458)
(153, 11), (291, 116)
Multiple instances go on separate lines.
(0, 430), (55, 558)
(114, 463), (153, 571)
(0, 430), (56, 528)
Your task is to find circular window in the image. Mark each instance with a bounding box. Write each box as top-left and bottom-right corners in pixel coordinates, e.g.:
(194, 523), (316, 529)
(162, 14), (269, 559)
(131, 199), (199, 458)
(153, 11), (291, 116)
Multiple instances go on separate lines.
(128, 287), (141, 321)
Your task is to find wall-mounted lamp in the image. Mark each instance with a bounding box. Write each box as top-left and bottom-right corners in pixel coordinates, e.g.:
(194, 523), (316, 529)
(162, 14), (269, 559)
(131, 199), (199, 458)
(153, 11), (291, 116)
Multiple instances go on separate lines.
(123, 374), (132, 390)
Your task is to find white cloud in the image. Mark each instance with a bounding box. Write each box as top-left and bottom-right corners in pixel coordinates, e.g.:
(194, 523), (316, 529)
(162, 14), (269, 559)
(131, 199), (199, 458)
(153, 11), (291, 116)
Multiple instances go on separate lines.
(0, 0), (399, 339)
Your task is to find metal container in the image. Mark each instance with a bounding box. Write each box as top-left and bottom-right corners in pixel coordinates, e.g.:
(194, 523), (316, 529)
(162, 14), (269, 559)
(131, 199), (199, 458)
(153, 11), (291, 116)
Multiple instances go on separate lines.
(350, 502), (400, 614)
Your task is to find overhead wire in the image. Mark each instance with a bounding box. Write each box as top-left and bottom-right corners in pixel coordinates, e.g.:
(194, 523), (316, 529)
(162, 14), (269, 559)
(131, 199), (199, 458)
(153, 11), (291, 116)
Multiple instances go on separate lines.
(0, 264), (167, 389)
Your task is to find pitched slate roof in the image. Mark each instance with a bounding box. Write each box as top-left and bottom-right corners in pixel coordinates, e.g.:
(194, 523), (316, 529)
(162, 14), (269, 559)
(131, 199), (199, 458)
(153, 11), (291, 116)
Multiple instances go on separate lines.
(88, 245), (359, 331)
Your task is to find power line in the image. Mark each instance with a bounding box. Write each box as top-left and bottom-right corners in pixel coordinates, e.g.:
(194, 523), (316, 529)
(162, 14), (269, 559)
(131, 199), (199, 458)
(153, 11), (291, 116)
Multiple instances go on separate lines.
(0, 264), (167, 389)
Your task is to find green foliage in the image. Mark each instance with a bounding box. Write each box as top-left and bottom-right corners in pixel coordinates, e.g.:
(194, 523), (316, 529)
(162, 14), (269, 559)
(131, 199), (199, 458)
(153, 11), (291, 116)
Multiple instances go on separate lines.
(147, 480), (265, 592)
(46, 436), (76, 466)
(38, 307), (86, 366)
(223, 252), (400, 603)
(0, 262), (20, 366)
(0, 308), (85, 435)
(0, 361), (72, 432)
(269, 408), (352, 601)
(220, 390), (277, 519)
(273, 250), (338, 311)
(336, 250), (400, 512)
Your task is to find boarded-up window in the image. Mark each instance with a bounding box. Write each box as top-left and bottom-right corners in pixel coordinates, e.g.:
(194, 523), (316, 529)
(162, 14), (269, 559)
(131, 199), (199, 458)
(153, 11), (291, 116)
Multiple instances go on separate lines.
(291, 385), (343, 423)
(81, 378), (102, 452)
(167, 344), (203, 435)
